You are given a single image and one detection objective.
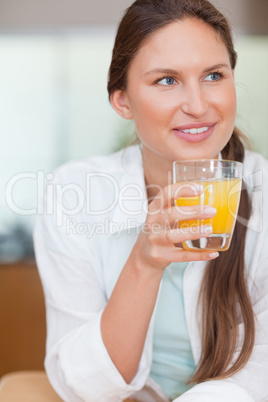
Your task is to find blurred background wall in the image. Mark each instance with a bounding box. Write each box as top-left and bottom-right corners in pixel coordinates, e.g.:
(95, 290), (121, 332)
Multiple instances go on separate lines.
(0, 0), (268, 261)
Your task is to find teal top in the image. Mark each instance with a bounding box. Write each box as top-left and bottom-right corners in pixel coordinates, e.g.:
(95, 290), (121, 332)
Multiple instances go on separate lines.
(149, 262), (196, 400)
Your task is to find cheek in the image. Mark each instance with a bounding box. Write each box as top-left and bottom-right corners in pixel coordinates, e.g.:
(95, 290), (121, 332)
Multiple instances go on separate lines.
(220, 85), (237, 120)
(210, 85), (236, 131)
(130, 92), (172, 128)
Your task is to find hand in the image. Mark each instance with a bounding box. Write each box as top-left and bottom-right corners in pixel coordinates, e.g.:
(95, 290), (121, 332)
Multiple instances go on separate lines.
(133, 182), (218, 271)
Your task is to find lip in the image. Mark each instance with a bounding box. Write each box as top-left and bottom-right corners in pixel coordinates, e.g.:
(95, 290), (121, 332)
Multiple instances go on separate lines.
(173, 122), (216, 130)
(172, 122), (216, 143)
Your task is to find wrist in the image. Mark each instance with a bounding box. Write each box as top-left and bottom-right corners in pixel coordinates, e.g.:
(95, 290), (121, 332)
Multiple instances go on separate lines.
(127, 249), (164, 284)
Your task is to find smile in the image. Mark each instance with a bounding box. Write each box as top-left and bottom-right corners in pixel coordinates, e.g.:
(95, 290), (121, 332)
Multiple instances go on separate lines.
(180, 127), (209, 134)
(172, 123), (216, 143)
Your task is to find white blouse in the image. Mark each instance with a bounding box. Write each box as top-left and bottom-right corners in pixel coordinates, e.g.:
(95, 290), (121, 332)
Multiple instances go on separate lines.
(34, 145), (268, 402)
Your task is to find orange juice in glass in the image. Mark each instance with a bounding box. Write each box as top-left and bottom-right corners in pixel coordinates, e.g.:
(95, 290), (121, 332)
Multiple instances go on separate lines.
(173, 159), (242, 251)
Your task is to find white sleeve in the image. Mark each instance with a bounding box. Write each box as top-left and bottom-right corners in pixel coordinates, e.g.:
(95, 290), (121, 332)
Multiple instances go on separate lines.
(33, 187), (153, 402)
(174, 380), (254, 401)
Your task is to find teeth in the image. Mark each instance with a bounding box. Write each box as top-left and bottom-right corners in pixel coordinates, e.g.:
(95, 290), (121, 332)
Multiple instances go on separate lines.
(181, 127), (209, 134)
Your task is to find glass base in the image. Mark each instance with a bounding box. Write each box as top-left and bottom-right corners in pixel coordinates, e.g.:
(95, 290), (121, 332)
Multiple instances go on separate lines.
(183, 233), (231, 251)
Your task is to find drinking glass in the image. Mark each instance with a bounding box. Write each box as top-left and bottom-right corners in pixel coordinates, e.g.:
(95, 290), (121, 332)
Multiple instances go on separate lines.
(173, 159), (242, 251)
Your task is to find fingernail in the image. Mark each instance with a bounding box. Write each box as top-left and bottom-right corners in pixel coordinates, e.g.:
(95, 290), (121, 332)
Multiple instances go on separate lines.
(204, 206), (217, 215)
(209, 252), (219, 258)
(200, 225), (213, 233)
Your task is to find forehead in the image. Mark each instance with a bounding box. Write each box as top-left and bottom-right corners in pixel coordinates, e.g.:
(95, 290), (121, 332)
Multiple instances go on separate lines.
(130, 18), (230, 71)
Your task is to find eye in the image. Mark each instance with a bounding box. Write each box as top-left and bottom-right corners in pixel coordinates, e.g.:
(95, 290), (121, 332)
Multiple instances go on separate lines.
(157, 77), (176, 86)
(204, 72), (223, 82)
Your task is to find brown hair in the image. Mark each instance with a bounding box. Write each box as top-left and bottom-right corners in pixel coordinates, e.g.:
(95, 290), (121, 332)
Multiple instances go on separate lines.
(191, 128), (254, 383)
(108, 0), (237, 96)
(108, 0), (255, 384)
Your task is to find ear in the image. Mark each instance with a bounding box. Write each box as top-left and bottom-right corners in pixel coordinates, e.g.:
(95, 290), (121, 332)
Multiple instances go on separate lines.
(110, 90), (133, 120)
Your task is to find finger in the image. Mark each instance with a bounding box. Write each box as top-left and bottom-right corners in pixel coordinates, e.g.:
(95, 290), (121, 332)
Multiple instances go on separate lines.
(149, 204), (216, 225)
(149, 182), (204, 212)
(172, 205), (217, 222)
(164, 248), (219, 263)
(164, 224), (213, 244)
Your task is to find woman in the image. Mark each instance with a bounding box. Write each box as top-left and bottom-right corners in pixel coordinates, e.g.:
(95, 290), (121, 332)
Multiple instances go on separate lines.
(34, 0), (268, 401)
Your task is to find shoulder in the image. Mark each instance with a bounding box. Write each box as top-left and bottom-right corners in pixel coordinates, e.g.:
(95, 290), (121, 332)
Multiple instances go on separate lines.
(244, 149), (268, 179)
(45, 145), (145, 221)
(243, 150), (268, 201)
(244, 151), (268, 275)
(51, 145), (142, 186)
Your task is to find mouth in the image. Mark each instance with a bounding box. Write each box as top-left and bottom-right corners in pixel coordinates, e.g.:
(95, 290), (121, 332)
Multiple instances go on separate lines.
(172, 122), (216, 143)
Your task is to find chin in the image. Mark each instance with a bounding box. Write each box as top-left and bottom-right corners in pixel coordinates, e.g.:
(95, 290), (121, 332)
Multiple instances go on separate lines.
(173, 151), (219, 162)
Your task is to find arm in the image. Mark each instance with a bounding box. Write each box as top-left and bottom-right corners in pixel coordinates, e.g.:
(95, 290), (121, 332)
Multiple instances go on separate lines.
(101, 183), (218, 384)
(35, 214), (158, 402)
(34, 175), (217, 401)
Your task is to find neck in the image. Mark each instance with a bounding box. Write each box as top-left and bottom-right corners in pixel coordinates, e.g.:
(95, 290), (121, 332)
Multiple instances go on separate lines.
(141, 146), (173, 201)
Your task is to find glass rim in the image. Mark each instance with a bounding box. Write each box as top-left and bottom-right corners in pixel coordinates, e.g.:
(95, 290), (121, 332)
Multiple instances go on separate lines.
(173, 158), (243, 166)
(173, 159), (243, 182)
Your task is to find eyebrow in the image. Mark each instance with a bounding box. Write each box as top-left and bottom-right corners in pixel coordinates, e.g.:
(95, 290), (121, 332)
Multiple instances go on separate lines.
(143, 63), (231, 76)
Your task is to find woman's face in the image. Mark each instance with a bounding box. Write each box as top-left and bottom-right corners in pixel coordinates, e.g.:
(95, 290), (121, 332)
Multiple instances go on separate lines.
(111, 18), (237, 166)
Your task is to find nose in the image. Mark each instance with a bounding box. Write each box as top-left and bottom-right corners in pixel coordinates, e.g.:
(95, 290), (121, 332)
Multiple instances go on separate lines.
(180, 82), (207, 118)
